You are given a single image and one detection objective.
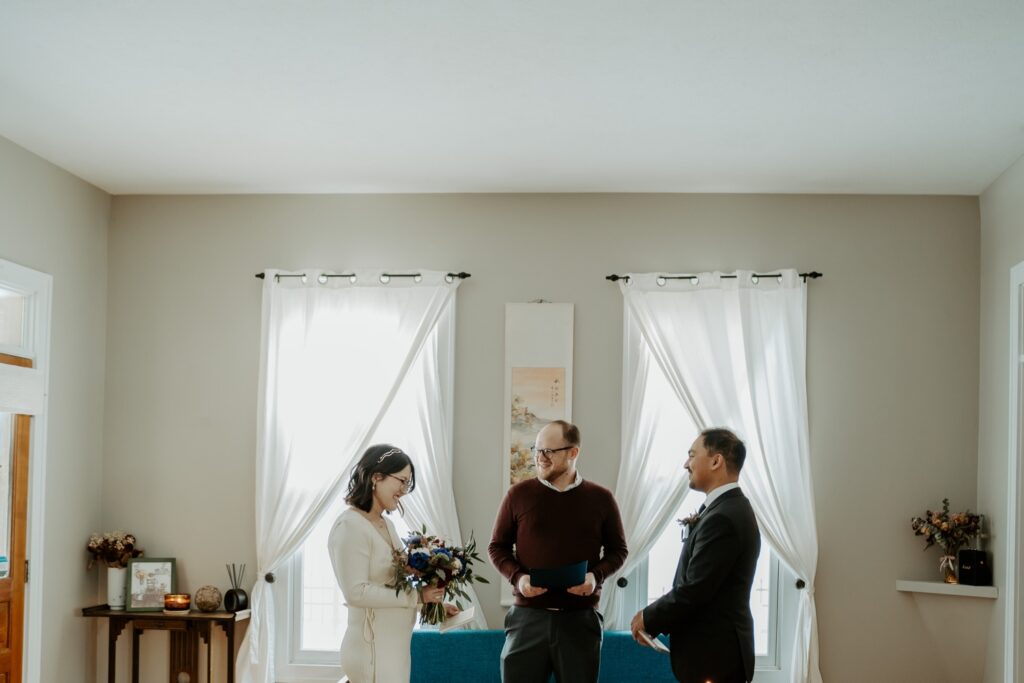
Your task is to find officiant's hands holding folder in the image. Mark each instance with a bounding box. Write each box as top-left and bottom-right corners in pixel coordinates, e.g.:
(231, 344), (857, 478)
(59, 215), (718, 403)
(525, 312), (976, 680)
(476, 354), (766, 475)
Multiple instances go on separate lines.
(565, 571), (597, 597)
(516, 574), (547, 598)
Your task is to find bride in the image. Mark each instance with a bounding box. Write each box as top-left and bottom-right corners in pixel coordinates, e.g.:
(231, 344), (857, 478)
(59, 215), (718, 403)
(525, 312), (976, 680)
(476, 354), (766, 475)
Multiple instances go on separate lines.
(328, 444), (457, 682)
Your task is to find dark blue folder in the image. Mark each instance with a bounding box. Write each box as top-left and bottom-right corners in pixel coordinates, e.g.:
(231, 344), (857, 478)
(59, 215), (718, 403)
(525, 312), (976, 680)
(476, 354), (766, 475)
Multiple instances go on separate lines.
(529, 560), (588, 588)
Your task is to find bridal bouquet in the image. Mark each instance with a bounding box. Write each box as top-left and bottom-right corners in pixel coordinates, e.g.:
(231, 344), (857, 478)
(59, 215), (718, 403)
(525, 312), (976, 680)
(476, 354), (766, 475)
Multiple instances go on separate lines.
(389, 525), (489, 625)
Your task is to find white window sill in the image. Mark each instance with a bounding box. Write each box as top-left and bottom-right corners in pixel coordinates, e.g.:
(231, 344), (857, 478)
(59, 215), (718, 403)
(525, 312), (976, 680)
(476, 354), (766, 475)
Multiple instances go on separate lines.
(896, 580), (997, 599)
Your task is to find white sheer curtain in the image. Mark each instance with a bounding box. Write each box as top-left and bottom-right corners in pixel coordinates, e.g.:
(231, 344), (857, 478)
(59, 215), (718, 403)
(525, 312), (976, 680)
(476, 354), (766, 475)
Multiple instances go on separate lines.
(599, 304), (698, 629)
(617, 270), (822, 683)
(238, 269), (461, 683)
(373, 300), (488, 628)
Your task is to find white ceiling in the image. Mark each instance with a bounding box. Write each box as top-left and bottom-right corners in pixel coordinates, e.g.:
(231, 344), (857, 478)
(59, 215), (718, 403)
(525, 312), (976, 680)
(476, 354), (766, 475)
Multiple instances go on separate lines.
(2, 1), (1023, 195)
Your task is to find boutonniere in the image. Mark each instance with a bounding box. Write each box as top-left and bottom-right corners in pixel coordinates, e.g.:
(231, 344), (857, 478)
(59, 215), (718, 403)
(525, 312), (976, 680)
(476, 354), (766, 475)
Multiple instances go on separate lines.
(677, 512), (702, 529)
(677, 511), (703, 540)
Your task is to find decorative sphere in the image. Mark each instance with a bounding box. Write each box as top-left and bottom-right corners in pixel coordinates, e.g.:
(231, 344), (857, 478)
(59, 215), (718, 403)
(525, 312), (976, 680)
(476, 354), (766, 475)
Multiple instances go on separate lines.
(193, 585), (222, 612)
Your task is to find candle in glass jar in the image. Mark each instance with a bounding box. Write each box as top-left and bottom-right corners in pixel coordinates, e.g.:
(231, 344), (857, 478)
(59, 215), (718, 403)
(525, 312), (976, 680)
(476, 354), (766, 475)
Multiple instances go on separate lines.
(163, 593), (191, 613)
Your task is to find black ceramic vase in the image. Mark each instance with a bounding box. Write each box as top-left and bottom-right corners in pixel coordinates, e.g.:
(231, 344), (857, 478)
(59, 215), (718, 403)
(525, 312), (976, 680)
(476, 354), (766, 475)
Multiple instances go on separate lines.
(224, 588), (249, 612)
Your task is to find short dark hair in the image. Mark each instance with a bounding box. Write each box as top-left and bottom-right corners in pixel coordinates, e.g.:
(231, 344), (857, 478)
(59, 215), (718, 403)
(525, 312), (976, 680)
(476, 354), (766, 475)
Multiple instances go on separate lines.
(700, 428), (746, 474)
(548, 419), (581, 447)
(345, 444), (416, 513)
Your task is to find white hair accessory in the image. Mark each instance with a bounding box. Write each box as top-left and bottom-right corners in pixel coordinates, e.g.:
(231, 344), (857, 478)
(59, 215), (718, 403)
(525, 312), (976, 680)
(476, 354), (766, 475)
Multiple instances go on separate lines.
(377, 448), (402, 463)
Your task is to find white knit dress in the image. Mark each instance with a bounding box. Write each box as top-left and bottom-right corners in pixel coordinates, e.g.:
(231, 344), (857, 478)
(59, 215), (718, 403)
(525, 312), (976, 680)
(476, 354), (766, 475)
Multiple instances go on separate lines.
(328, 508), (418, 683)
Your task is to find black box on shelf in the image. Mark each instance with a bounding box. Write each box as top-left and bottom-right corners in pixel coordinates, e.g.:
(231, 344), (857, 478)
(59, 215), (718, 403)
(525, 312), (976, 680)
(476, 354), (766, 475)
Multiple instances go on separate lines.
(958, 549), (992, 586)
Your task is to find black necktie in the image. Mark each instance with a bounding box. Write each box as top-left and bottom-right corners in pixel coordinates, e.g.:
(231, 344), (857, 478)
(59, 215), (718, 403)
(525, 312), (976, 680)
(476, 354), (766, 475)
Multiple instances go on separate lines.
(697, 503), (707, 515)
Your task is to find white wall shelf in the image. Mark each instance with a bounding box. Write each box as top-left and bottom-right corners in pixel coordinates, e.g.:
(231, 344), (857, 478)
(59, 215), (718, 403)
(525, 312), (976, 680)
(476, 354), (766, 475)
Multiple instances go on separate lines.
(896, 580), (998, 599)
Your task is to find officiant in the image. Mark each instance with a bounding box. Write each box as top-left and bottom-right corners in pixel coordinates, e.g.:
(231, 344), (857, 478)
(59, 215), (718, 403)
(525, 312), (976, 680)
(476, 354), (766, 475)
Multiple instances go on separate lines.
(488, 420), (628, 683)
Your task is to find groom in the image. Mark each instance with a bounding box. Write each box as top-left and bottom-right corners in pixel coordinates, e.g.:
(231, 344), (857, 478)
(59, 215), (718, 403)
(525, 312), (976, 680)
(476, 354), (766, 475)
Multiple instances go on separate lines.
(631, 428), (760, 683)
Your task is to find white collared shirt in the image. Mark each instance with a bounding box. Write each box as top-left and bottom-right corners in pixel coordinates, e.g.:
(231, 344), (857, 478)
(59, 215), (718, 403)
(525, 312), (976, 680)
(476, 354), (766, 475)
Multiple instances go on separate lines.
(702, 481), (740, 511)
(539, 469), (583, 493)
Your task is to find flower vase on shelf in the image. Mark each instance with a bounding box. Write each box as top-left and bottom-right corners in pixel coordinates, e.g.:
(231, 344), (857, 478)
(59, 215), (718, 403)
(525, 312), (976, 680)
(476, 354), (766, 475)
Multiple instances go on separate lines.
(107, 566), (127, 610)
(910, 499), (982, 587)
(939, 554), (957, 584)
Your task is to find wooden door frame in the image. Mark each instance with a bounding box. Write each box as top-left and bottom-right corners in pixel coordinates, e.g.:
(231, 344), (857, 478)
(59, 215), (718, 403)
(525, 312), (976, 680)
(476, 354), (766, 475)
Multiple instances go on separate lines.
(0, 409), (31, 682)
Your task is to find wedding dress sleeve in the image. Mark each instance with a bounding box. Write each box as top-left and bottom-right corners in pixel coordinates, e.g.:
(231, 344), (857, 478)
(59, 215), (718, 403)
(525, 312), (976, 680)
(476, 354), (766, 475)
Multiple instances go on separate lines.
(328, 514), (418, 609)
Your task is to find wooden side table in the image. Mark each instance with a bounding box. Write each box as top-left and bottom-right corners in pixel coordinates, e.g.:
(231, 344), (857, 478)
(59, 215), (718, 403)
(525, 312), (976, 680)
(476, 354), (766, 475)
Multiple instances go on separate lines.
(82, 604), (250, 683)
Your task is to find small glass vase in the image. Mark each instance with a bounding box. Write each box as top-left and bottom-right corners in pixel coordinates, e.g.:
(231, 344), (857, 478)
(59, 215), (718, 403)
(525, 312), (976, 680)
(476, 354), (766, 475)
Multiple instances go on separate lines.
(939, 554), (958, 584)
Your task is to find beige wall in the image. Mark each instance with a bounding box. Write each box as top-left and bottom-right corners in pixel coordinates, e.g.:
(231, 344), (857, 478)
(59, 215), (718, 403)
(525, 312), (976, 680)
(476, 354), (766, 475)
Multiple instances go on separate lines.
(0, 136), (110, 683)
(104, 193), (983, 682)
(979, 153), (1024, 683)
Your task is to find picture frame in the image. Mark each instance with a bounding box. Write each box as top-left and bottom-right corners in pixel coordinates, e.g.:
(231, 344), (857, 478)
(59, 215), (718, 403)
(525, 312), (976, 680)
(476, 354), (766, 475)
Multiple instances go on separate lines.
(125, 557), (177, 611)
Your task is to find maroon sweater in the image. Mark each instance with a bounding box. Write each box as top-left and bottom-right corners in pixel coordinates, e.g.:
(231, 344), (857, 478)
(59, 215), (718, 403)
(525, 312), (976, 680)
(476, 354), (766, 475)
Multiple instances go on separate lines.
(488, 478), (628, 609)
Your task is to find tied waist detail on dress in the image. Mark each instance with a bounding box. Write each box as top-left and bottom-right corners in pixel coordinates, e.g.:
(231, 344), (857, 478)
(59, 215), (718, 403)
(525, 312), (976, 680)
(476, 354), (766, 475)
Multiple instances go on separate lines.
(361, 607), (377, 682)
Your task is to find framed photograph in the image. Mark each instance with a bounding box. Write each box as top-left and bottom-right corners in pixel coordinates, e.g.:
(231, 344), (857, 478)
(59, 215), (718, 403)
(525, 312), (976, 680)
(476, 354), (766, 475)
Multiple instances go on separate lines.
(126, 557), (177, 611)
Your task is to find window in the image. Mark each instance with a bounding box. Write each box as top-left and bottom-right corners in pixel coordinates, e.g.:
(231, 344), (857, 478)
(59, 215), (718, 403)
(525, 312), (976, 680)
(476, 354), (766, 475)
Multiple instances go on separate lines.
(0, 291), (25, 350)
(274, 302), (450, 682)
(621, 315), (798, 680)
(0, 285), (28, 355)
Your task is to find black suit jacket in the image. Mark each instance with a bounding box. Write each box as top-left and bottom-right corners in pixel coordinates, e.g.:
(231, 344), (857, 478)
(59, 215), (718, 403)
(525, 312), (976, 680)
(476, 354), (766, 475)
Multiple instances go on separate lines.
(643, 487), (761, 683)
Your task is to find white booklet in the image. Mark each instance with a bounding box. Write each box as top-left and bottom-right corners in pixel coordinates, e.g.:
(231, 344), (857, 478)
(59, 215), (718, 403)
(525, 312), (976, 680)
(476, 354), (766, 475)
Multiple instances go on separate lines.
(438, 605), (476, 633)
(639, 630), (670, 654)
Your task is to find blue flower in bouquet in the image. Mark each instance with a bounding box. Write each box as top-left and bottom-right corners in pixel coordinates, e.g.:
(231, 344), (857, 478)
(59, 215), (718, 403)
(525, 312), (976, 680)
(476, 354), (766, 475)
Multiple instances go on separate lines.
(408, 548), (431, 571)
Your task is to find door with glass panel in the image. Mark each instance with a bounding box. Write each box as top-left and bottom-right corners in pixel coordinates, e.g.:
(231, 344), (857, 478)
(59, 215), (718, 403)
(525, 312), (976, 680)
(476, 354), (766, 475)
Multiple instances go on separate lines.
(0, 279), (34, 683)
(0, 352), (29, 683)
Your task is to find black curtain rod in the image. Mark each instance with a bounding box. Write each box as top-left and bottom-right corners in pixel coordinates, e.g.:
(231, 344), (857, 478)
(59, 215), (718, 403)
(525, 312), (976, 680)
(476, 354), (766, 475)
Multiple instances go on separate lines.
(606, 271), (822, 283)
(255, 271), (471, 281)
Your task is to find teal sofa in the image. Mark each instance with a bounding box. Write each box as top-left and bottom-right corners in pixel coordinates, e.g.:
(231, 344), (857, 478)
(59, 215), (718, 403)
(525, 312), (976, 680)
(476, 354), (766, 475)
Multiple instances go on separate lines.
(411, 630), (675, 682)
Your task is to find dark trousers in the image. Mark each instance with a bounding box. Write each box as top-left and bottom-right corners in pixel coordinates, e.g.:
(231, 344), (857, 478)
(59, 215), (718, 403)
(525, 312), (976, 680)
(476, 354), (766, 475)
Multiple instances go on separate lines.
(500, 606), (603, 683)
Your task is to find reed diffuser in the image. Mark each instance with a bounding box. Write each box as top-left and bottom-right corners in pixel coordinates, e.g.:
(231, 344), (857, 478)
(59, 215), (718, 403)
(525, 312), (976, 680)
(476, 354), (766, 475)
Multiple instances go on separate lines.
(224, 563), (249, 612)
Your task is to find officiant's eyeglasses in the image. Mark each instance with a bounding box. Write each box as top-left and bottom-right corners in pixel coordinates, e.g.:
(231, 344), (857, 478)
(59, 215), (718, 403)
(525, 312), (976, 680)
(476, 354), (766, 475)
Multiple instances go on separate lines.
(530, 446), (574, 457)
(385, 473), (414, 493)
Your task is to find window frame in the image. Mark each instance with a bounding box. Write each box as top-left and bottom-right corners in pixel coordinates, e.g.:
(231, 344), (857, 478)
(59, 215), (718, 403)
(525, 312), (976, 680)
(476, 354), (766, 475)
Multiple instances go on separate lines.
(273, 554), (341, 683)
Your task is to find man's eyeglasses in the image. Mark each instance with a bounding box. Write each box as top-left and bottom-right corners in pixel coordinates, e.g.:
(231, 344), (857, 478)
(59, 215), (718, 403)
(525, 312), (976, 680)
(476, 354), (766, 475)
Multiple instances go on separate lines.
(385, 473), (413, 493)
(530, 446), (574, 458)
